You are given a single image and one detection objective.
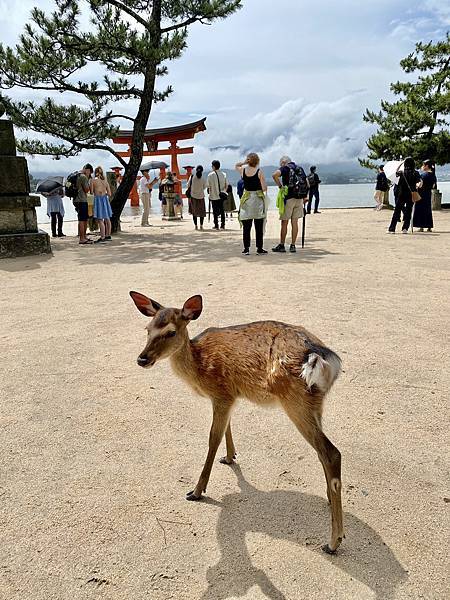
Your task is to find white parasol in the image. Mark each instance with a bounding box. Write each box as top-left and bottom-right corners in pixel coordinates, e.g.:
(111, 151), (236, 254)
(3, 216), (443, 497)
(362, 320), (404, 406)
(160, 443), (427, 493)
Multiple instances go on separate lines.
(383, 160), (404, 185)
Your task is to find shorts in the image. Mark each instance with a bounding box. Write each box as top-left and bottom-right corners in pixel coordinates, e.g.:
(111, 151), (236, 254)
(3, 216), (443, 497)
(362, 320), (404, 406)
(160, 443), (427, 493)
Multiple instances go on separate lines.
(77, 201), (89, 221)
(281, 197), (304, 220)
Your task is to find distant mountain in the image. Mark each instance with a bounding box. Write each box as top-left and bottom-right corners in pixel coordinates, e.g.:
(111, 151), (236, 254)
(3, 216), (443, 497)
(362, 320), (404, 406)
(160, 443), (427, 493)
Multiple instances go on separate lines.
(29, 161), (450, 189)
(209, 145), (240, 151)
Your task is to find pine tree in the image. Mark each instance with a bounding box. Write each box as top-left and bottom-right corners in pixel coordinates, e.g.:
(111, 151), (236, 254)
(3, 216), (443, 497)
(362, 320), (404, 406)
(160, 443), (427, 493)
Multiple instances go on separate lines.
(0, 0), (241, 230)
(360, 33), (450, 169)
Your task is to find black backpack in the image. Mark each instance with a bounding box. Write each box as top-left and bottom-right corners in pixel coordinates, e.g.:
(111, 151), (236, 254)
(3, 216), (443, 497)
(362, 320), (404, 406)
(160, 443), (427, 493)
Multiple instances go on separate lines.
(65, 172), (79, 200)
(288, 165), (308, 198)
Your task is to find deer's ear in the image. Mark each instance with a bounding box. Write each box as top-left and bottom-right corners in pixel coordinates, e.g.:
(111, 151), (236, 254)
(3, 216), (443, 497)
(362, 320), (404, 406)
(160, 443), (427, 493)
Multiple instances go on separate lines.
(182, 295), (203, 321)
(129, 291), (163, 317)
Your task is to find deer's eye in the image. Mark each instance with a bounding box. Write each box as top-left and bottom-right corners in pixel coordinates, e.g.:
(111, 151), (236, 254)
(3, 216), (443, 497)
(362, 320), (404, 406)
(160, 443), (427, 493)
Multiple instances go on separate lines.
(165, 331), (176, 338)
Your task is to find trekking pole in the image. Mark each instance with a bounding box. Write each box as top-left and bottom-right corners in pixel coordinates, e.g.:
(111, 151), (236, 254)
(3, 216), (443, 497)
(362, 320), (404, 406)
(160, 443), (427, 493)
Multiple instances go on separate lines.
(411, 202), (415, 234)
(301, 204), (306, 248)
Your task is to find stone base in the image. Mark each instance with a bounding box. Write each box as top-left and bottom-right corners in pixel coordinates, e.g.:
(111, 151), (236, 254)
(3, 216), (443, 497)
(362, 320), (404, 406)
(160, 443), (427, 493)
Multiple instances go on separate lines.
(0, 229), (51, 259)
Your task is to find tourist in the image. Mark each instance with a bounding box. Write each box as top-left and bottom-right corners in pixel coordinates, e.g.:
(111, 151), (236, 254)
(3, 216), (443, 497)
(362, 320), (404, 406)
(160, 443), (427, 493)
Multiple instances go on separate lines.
(235, 153), (268, 255)
(46, 185), (65, 238)
(224, 183), (236, 219)
(306, 166), (321, 214)
(373, 165), (389, 211)
(387, 157), (421, 234)
(139, 169), (158, 226)
(159, 182), (167, 216)
(187, 165), (207, 230)
(272, 156), (309, 253)
(91, 166), (112, 243)
(413, 159), (436, 232)
(76, 163), (93, 245)
(207, 160), (227, 230)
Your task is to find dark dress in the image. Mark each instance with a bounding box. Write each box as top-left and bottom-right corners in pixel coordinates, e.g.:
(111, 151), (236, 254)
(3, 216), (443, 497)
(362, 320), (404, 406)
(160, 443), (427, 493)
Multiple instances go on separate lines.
(412, 171), (436, 229)
(388, 169), (421, 232)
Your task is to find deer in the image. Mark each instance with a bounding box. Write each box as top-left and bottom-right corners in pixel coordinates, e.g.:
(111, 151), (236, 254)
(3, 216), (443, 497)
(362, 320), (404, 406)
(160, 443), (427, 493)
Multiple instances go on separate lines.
(130, 291), (344, 554)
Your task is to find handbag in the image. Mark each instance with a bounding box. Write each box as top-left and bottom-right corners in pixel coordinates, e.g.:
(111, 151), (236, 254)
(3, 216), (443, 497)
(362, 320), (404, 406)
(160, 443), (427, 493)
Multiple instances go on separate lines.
(215, 172), (228, 201)
(186, 176), (192, 199)
(403, 172), (421, 203)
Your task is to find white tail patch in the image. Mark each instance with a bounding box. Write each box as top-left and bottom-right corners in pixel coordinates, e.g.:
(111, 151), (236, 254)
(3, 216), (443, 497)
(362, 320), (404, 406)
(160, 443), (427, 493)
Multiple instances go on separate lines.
(301, 351), (341, 393)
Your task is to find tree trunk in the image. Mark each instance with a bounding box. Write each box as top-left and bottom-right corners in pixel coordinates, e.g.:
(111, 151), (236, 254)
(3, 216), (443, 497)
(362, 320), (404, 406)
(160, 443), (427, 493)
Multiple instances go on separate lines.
(110, 1), (161, 233)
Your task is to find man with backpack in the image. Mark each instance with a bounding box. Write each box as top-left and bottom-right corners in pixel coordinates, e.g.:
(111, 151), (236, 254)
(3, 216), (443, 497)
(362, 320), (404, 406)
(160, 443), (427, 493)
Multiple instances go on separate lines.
(306, 166), (321, 214)
(272, 156), (309, 253)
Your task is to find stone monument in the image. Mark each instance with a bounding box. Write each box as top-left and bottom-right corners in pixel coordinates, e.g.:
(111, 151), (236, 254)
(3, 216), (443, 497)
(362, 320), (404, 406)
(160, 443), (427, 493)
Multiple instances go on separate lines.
(161, 172), (181, 221)
(0, 118), (51, 258)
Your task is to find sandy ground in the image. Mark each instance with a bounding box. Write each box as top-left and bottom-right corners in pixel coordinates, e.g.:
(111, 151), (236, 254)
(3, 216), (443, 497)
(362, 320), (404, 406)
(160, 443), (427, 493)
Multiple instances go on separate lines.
(1, 208), (449, 600)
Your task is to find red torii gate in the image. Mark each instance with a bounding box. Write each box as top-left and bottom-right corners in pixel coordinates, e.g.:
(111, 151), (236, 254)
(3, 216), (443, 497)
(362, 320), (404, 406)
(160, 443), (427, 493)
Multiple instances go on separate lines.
(112, 118), (207, 200)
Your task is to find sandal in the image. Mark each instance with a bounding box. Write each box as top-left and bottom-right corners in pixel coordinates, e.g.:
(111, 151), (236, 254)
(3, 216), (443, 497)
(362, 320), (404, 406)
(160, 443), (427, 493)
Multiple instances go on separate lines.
(79, 239), (93, 245)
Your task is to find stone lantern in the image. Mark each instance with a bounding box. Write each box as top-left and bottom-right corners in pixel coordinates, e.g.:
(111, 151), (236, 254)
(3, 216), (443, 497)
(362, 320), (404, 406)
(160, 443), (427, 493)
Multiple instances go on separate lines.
(161, 171), (181, 221)
(0, 119), (51, 258)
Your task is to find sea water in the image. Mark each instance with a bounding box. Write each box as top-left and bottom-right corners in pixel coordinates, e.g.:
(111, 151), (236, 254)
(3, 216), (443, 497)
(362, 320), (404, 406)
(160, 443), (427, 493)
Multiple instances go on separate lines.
(35, 182), (450, 224)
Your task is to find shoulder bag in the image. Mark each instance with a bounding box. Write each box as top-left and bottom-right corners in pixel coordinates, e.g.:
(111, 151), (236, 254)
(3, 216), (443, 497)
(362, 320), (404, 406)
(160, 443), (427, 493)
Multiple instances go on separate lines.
(215, 172), (228, 202)
(403, 172), (421, 203)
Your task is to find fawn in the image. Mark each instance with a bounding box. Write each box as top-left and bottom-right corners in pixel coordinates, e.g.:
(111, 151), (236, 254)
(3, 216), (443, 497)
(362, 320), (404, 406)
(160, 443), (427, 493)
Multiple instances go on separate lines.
(130, 292), (344, 553)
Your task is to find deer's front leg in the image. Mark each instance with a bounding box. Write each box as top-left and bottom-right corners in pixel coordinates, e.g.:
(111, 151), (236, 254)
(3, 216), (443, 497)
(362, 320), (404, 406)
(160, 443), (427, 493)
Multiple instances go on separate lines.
(187, 401), (232, 501)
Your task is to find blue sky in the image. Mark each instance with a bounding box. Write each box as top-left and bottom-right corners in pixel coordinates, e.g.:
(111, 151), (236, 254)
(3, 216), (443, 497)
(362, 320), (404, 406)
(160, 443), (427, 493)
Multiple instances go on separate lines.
(0, 0), (448, 172)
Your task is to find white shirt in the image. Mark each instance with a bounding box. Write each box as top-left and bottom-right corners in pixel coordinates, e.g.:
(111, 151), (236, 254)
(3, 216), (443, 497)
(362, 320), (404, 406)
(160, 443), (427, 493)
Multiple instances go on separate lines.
(207, 170), (227, 201)
(139, 176), (151, 195)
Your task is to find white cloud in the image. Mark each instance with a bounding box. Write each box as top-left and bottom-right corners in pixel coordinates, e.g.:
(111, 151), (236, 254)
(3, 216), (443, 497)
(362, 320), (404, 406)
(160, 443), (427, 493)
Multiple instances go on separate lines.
(3, 0), (448, 174)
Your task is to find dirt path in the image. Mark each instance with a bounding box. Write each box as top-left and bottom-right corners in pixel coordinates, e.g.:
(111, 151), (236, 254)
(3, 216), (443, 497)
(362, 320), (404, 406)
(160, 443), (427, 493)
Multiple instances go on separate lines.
(1, 209), (449, 599)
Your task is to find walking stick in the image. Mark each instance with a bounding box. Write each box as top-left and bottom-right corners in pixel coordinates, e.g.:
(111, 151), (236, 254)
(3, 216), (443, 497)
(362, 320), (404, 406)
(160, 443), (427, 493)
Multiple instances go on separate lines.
(411, 202), (415, 234)
(301, 205), (306, 248)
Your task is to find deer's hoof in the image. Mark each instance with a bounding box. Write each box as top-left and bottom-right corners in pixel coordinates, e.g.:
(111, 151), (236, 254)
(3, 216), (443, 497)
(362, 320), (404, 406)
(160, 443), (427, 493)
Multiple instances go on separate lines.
(186, 490), (202, 501)
(219, 454), (236, 465)
(322, 543), (338, 555)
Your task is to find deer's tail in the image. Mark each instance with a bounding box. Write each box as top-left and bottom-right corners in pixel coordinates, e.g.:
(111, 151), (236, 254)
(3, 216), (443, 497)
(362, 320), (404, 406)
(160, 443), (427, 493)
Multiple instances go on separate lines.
(301, 347), (342, 394)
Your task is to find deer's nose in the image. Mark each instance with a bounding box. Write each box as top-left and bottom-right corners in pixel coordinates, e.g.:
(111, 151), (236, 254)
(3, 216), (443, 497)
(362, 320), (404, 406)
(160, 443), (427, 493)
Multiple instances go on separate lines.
(137, 356), (149, 367)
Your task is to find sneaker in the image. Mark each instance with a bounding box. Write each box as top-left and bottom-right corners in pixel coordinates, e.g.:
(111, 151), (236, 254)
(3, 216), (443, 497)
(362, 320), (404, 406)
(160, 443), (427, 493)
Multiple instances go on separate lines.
(212, 226), (219, 230)
(289, 244), (296, 253)
(242, 248), (249, 255)
(257, 248), (268, 254)
(272, 243), (286, 253)
(94, 237), (107, 244)
(314, 210), (321, 214)
(57, 233), (66, 238)
(220, 225), (225, 230)
(104, 236), (112, 241)
(387, 230), (395, 234)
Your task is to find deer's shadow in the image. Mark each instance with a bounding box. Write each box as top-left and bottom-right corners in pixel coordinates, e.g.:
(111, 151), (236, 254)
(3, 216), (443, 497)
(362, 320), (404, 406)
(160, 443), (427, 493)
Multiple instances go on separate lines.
(200, 464), (407, 600)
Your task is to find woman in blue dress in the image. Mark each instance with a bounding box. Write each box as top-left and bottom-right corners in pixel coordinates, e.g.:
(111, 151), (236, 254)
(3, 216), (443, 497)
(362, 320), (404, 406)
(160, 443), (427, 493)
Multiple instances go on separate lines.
(413, 159), (436, 232)
(91, 166), (112, 243)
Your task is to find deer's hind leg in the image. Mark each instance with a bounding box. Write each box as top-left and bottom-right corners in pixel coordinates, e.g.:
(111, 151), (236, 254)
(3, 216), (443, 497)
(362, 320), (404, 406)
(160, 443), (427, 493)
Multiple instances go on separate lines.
(279, 395), (344, 554)
(187, 399), (234, 501)
(219, 421), (237, 465)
